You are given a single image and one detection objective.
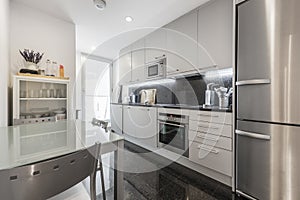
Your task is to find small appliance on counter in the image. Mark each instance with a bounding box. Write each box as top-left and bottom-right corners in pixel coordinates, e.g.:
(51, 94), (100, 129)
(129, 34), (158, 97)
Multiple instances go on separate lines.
(203, 83), (219, 108)
(139, 89), (157, 105)
(214, 87), (233, 109)
(129, 92), (137, 104)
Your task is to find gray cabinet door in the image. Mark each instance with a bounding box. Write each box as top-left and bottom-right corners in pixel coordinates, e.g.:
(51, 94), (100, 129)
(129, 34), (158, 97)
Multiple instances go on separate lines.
(197, 0), (233, 69)
(111, 104), (123, 135)
(145, 29), (167, 63)
(236, 120), (300, 200)
(165, 11), (198, 74)
(118, 46), (132, 85)
(123, 106), (135, 136)
(131, 39), (145, 82)
(236, 0), (300, 125)
(130, 106), (157, 148)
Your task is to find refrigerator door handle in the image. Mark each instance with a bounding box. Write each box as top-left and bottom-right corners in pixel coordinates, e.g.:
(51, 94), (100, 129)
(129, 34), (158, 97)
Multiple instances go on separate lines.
(236, 79), (271, 86)
(236, 129), (271, 140)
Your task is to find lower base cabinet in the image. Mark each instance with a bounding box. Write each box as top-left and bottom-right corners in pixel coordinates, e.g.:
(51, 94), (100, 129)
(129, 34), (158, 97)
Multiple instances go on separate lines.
(189, 141), (232, 176)
(111, 104), (123, 135)
(123, 106), (157, 148)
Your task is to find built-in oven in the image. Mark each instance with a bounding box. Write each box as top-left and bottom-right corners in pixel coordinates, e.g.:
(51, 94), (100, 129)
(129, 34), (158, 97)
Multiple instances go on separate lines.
(158, 112), (189, 157)
(146, 58), (166, 79)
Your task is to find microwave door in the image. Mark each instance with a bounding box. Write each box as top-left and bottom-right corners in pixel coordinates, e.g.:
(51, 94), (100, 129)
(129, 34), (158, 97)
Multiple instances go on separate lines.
(148, 65), (158, 77)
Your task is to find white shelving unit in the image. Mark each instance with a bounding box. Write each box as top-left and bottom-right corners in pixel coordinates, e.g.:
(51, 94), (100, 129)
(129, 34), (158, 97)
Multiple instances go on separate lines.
(13, 75), (70, 125)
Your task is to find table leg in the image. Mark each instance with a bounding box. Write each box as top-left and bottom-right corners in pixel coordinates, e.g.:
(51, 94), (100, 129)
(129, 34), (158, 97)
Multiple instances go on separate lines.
(114, 140), (124, 200)
(90, 171), (97, 200)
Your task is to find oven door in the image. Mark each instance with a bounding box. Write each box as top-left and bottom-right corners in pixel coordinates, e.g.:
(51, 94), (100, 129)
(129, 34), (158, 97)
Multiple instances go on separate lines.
(158, 120), (188, 156)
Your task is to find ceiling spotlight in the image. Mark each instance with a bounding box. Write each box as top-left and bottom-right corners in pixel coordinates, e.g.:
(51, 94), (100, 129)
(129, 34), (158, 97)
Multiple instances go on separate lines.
(125, 16), (133, 22)
(93, 0), (106, 11)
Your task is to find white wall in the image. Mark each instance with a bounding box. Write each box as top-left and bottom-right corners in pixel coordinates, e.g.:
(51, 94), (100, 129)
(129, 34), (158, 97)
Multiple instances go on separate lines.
(10, 2), (76, 119)
(0, 0), (10, 127)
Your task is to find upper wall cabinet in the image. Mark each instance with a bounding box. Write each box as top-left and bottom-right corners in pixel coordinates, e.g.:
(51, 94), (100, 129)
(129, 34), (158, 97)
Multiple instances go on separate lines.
(131, 39), (145, 82)
(118, 46), (132, 85)
(165, 11), (198, 75)
(145, 29), (167, 63)
(197, 0), (233, 69)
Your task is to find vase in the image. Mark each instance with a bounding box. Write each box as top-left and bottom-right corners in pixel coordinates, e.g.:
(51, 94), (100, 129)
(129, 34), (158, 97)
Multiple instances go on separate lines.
(25, 61), (38, 71)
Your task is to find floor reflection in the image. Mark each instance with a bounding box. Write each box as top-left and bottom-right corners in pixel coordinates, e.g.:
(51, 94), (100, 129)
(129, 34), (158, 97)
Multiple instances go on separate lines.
(95, 141), (245, 200)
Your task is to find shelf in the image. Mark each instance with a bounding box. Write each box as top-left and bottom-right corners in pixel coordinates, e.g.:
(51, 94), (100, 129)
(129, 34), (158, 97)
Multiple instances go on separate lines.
(20, 98), (67, 101)
(17, 73), (69, 80)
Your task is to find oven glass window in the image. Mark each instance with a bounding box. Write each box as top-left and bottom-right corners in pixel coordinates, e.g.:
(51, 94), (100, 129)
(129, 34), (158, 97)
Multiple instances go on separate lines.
(159, 122), (185, 150)
(148, 65), (158, 77)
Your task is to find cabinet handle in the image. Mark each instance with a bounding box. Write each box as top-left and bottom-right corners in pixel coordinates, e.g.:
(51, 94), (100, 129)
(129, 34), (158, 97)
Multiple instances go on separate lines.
(158, 121), (185, 128)
(197, 145), (219, 154)
(198, 114), (219, 118)
(199, 65), (217, 71)
(197, 125), (219, 130)
(236, 79), (271, 86)
(155, 55), (166, 60)
(196, 134), (218, 142)
(236, 130), (271, 140)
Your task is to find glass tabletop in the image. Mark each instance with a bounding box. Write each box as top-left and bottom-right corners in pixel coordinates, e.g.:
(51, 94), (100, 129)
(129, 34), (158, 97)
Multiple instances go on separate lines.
(0, 120), (124, 171)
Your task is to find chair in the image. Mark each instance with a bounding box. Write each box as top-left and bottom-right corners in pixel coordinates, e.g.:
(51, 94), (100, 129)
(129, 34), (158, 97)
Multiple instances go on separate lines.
(92, 118), (109, 132)
(91, 118), (108, 200)
(0, 143), (100, 200)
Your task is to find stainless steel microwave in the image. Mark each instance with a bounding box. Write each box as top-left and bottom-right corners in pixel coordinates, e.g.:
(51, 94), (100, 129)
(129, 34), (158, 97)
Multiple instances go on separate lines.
(145, 58), (166, 79)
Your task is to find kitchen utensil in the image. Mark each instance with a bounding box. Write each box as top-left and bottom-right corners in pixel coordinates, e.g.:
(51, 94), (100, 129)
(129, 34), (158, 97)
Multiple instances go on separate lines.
(214, 87), (232, 108)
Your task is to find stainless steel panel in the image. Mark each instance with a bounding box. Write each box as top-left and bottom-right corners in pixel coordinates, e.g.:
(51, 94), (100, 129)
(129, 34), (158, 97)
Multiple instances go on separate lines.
(237, 0), (300, 124)
(236, 120), (300, 200)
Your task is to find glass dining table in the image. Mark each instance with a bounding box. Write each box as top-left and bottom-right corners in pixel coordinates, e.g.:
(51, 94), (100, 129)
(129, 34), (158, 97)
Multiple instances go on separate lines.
(0, 120), (125, 200)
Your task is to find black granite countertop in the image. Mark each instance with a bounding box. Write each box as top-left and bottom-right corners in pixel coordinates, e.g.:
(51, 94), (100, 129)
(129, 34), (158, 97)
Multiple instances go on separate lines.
(111, 103), (232, 113)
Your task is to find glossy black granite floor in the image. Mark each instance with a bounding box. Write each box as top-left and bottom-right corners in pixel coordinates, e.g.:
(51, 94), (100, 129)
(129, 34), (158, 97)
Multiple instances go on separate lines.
(96, 141), (246, 200)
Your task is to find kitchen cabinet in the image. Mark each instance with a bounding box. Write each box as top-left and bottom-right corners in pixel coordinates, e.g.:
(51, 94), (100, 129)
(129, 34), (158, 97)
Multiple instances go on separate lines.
(118, 46), (132, 85)
(189, 141), (232, 176)
(165, 11), (198, 75)
(111, 60), (120, 103)
(197, 0), (233, 69)
(13, 75), (69, 125)
(188, 109), (233, 177)
(123, 106), (157, 148)
(145, 29), (167, 64)
(131, 39), (145, 82)
(111, 104), (123, 135)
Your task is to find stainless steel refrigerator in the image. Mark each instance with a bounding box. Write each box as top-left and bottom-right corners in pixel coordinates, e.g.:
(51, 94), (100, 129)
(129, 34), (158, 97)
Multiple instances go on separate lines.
(236, 0), (300, 199)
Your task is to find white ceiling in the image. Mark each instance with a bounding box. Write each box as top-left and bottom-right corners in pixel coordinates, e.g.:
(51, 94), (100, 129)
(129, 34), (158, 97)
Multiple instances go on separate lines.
(12, 0), (210, 60)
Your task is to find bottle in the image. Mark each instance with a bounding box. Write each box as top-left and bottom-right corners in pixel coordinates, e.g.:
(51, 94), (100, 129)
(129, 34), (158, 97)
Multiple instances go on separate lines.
(52, 61), (58, 77)
(59, 65), (64, 78)
(45, 59), (51, 76)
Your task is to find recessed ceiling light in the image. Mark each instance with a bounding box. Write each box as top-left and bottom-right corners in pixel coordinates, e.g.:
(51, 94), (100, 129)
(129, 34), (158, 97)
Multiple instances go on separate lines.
(125, 16), (133, 22)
